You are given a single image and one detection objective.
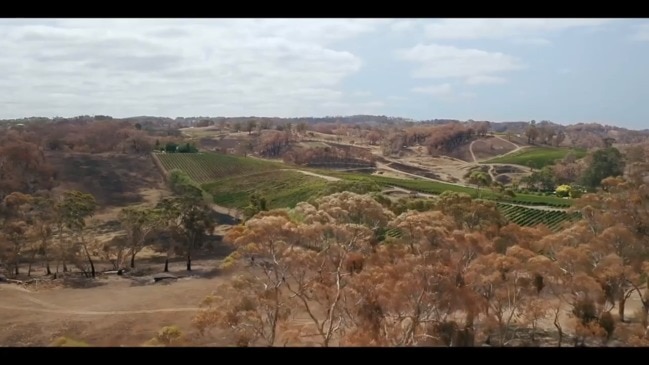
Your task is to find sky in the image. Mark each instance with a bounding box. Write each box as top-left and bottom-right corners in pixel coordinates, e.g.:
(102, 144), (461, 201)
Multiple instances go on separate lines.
(1, 18), (649, 129)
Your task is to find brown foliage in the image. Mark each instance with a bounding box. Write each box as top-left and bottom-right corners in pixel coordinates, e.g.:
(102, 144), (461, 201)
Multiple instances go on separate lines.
(193, 276), (291, 346)
(0, 140), (55, 200)
(201, 185), (649, 347)
(435, 192), (505, 234)
(4, 119), (157, 154)
(284, 144), (374, 166)
(425, 123), (475, 155)
(344, 251), (364, 275)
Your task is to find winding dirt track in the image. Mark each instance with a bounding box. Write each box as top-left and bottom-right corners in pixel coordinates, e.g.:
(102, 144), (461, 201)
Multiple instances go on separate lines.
(466, 136), (538, 186)
(0, 305), (200, 315)
(469, 135), (527, 164)
(282, 169), (341, 182)
(0, 284), (201, 316)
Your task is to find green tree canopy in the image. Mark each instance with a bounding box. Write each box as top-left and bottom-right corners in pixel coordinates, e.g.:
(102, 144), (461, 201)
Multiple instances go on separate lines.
(580, 147), (625, 190)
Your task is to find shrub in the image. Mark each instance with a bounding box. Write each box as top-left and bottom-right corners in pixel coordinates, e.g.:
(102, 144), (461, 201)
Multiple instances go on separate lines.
(572, 296), (598, 325)
(599, 312), (615, 341)
(144, 325), (184, 346)
(50, 337), (90, 347)
(555, 184), (571, 198)
(569, 184), (585, 199)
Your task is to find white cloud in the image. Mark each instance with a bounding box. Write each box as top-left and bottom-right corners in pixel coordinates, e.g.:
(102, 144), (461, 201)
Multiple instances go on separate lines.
(389, 19), (422, 33)
(412, 84), (453, 97)
(386, 95), (408, 105)
(319, 100), (385, 115)
(465, 75), (507, 85)
(459, 92), (476, 100)
(424, 18), (613, 44)
(412, 84), (475, 102)
(630, 23), (649, 41)
(0, 19), (385, 118)
(351, 91), (372, 97)
(511, 37), (552, 46)
(397, 44), (524, 83)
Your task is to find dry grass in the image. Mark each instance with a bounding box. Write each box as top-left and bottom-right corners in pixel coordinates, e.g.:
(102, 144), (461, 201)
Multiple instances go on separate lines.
(0, 257), (232, 346)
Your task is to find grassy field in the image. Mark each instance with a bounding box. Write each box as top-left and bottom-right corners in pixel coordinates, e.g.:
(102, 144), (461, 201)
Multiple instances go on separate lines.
(156, 152), (325, 209)
(155, 152), (282, 183)
(202, 170), (328, 209)
(484, 147), (588, 169)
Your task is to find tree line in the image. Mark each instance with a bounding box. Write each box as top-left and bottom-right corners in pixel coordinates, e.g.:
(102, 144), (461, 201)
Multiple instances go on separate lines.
(0, 171), (217, 278)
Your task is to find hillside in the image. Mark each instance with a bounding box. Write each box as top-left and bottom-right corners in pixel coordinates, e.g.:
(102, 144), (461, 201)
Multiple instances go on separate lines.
(47, 152), (166, 207)
(4, 114), (649, 348)
(4, 114), (649, 149)
(154, 152), (282, 183)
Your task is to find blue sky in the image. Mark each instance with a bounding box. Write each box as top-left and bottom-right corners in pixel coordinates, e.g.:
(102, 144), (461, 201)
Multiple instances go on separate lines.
(1, 19), (648, 129)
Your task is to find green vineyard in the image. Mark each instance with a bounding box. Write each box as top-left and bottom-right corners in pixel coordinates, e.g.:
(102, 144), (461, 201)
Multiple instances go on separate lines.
(382, 204), (580, 240)
(154, 152), (280, 183)
(153, 152), (578, 232)
(322, 172), (572, 208)
(202, 170), (328, 210)
(496, 203), (581, 231)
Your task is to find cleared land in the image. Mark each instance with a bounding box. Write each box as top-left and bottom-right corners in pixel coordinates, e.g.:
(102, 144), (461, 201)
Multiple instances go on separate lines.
(0, 256), (232, 347)
(468, 136), (519, 162)
(301, 132), (536, 188)
(2, 253), (645, 347)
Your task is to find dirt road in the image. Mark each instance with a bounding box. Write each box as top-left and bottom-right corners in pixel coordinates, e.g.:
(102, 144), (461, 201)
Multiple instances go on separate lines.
(3, 275), (646, 347)
(211, 203), (242, 220)
(283, 169), (341, 182)
(0, 259), (229, 346)
(469, 135), (527, 164)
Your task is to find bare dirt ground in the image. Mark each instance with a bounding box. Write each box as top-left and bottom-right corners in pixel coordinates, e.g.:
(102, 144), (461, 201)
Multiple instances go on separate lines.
(302, 133), (533, 188)
(3, 260), (646, 347)
(0, 256), (233, 347)
(386, 154), (473, 183)
(298, 133), (473, 184)
(383, 186), (436, 199)
(0, 150), (244, 347)
(467, 136), (532, 183)
(469, 135), (521, 163)
(378, 137), (533, 187)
